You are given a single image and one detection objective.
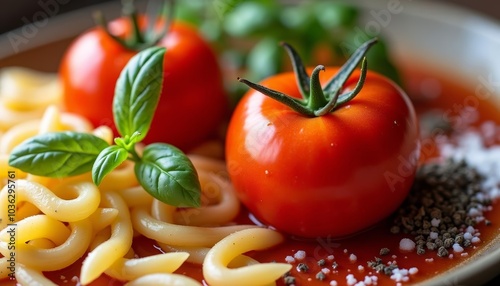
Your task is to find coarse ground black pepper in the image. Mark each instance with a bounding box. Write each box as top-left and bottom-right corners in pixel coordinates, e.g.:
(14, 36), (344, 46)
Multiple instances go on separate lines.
(379, 247), (390, 256)
(367, 257), (399, 275)
(296, 263), (309, 273)
(390, 159), (492, 255)
(315, 271), (326, 281)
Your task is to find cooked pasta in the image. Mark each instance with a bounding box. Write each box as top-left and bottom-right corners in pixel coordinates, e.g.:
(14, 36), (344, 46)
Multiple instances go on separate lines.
(0, 67), (288, 285)
(203, 228), (292, 286)
(14, 264), (57, 286)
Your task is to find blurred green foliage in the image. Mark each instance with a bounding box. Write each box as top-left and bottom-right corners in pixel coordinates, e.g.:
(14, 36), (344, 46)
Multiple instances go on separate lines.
(175, 0), (401, 104)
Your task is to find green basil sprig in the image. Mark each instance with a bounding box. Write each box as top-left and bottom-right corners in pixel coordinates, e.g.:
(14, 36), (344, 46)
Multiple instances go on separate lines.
(9, 47), (201, 208)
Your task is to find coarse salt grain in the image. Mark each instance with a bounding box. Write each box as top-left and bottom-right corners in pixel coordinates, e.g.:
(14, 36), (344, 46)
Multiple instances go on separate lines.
(453, 243), (464, 253)
(439, 125), (500, 203)
(330, 280), (338, 286)
(463, 232), (473, 240)
(322, 268), (331, 274)
(349, 254), (357, 262)
(327, 255), (335, 261)
(471, 237), (481, 243)
(431, 218), (441, 227)
(391, 268), (410, 282)
(346, 274), (357, 285)
(425, 258), (434, 263)
(461, 252), (469, 257)
(358, 265), (364, 271)
(468, 207), (480, 217)
(399, 238), (416, 252)
(285, 256), (295, 263)
(409, 267), (419, 275)
(363, 276), (373, 285)
(294, 250), (306, 260)
(466, 226), (476, 234)
(429, 231), (438, 239)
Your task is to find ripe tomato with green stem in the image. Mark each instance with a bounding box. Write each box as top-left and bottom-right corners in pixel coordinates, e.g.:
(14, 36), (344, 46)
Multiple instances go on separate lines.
(60, 0), (227, 151)
(226, 39), (420, 238)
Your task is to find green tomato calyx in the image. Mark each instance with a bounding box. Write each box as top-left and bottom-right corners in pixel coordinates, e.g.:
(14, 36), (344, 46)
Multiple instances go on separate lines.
(238, 38), (377, 117)
(93, 0), (174, 51)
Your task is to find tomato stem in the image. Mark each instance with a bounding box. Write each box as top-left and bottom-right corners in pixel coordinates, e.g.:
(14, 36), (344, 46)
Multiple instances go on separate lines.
(307, 65), (328, 111)
(281, 42), (310, 98)
(122, 0), (144, 44)
(238, 38), (377, 117)
(93, 0), (175, 51)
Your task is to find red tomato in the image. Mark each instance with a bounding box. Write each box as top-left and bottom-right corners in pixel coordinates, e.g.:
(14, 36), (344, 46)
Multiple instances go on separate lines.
(226, 67), (419, 238)
(60, 17), (227, 150)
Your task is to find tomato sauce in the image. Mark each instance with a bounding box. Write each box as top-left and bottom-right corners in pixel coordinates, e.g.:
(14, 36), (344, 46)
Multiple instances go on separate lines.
(1, 68), (500, 286)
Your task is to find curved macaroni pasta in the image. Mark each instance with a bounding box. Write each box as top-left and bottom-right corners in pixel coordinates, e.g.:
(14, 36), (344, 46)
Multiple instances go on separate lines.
(0, 180), (100, 229)
(80, 191), (134, 285)
(0, 67), (288, 286)
(203, 228), (292, 286)
(105, 252), (189, 281)
(14, 264), (57, 286)
(125, 273), (202, 286)
(132, 203), (256, 247)
(0, 220), (92, 271)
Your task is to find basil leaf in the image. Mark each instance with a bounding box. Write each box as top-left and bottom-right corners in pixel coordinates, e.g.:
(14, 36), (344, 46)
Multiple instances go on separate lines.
(134, 143), (201, 207)
(92, 145), (129, 186)
(113, 46), (166, 141)
(9, 132), (109, 177)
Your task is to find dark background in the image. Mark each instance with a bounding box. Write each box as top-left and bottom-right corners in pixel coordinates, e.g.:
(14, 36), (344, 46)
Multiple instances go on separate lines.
(1, 0), (500, 36)
(0, 0), (499, 285)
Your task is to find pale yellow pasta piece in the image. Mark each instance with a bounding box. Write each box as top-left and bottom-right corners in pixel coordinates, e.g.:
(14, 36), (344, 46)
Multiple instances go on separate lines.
(132, 203), (256, 247)
(0, 180), (100, 229)
(15, 264), (57, 286)
(58, 112), (93, 133)
(0, 103), (45, 131)
(15, 202), (40, 222)
(188, 154), (228, 177)
(158, 244), (209, 264)
(36, 105), (92, 134)
(159, 244), (259, 267)
(0, 154), (27, 183)
(105, 252), (189, 281)
(89, 227), (111, 250)
(27, 238), (56, 249)
(0, 120), (40, 154)
(173, 171), (240, 226)
(125, 273), (202, 286)
(203, 228), (291, 286)
(80, 191), (133, 285)
(0, 105), (92, 157)
(98, 160), (139, 192)
(117, 185), (154, 207)
(37, 105), (62, 134)
(89, 208), (119, 233)
(0, 219), (92, 271)
(0, 67), (61, 111)
(92, 125), (114, 145)
(0, 257), (12, 279)
(0, 214), (70, 245)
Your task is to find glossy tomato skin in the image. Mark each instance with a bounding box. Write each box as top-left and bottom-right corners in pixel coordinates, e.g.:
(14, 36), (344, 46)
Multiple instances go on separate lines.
(226, 69), (419, 238)
(60, 18), (227, 150)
